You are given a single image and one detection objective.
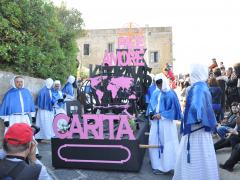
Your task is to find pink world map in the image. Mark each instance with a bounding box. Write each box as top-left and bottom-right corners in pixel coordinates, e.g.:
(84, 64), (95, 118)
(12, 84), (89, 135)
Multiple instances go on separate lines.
(90, 76), (136, 103)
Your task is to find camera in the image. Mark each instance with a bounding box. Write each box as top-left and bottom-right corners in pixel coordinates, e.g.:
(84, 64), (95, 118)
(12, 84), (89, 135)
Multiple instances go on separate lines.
(31, 125), (40, 135)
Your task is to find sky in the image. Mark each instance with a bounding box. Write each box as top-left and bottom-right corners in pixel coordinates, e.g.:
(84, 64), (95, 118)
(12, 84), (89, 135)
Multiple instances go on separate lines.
(52, 0), (240, 73)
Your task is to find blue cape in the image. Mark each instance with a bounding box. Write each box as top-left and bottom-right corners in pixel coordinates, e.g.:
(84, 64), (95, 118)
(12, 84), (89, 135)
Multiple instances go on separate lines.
(148, 88), (161, 114)
(149, 89), (182, 120)
(181, 81), (217, 135)
(62, 82), (74, 96)
(145, 84), (157, 115)
(0, 88), (35, 116)
(145, 84), (156, 103)
(37, 86), (53, 111)
(51, 89), (64, 108)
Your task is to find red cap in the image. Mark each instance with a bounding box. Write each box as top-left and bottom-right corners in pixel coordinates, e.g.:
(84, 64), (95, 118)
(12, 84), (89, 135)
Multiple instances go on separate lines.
(4, 123), (33, 145)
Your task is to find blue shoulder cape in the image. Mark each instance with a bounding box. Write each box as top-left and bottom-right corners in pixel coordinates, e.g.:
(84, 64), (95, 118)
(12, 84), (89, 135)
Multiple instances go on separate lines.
(148, 88), (161, 115)
(37, 86), (53, 111)
(62, 82), (74, 96)
(145, 84), (156, 103)
(181, 81), (217, 135)
(148, 89), (182, 120)
(51, 89), (64, 108)
(0, 88), (35, 116)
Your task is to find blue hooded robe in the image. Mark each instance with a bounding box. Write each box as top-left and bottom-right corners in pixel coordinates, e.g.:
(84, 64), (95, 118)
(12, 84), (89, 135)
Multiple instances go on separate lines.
(51, 89), (64, 109)
(181, 81), (217, 135)
(149, 89), (182, 120)
(181, 81), (217, 163)
(145, 84), (157, 115)
(148, 78), (182, 165)
(62, 82), (74, 97)
(37, 86), (53, 111)
(0, 88), (35, 116)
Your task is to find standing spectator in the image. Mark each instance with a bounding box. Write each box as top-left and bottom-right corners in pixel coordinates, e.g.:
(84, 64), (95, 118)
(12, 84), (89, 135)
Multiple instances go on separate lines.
(173, 63), (219, 180)
(233, 62), (240, 100)
(213, 68), (227, 120)
(226, 67), (233, 79)
(208, 77), (222, 122)
(163, 63), (176, 89)
(209, 58), (218, 73)
(180, 81), (190, 101)
(35, 78), (55, 141)
(220, 62), (225, 69)
(184, 74), (190, 83)
(220, 66), (226, 76)
(226, 70), (238, 108)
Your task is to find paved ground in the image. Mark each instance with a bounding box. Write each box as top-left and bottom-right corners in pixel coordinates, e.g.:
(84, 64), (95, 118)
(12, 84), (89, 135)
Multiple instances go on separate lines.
(38, 138), (240, 180)
(1, 120), (240, 179)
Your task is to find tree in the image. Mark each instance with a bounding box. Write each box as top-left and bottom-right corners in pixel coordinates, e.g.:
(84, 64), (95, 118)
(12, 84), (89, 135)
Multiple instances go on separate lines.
(0, 0), (84, 82)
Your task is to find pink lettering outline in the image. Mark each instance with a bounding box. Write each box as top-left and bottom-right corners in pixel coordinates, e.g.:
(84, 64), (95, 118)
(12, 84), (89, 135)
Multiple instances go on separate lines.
(57, 144), (131, 164)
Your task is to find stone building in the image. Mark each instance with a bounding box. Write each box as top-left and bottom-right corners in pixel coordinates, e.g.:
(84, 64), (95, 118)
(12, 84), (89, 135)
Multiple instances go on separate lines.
(76, 26), (173, 74)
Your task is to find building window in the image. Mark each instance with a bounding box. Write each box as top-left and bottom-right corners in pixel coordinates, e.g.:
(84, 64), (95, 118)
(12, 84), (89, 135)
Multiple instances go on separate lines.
(108, 43), (113, 52)
(83, 44), (90, 55)
(150, 51), (159, 63)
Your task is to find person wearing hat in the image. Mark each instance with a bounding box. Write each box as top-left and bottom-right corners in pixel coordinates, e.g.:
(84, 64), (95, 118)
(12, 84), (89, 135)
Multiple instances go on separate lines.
(148, 73), (182, 175)
(0, 123), (51, 179)
(35, 78), (55, 141)
(51, 80), (66, 115)
(173, 64), (219, 180)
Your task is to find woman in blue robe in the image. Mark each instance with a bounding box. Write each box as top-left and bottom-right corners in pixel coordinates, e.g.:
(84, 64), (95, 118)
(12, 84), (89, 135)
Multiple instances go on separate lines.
(62, 75), (76, 100)
(35, 78), (55, 140)
(173, 63), (219, 180)
(52, 80), (66, 115)
(148, 73), (182, 174)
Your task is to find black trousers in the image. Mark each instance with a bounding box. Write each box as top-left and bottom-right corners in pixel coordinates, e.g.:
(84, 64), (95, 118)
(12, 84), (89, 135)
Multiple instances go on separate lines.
(223, 143), (240, 169)
(214, 134), (240, 150)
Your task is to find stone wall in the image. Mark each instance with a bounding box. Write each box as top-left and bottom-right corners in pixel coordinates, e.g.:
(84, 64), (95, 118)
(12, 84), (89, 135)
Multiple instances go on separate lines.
(0, 70), (45, 102)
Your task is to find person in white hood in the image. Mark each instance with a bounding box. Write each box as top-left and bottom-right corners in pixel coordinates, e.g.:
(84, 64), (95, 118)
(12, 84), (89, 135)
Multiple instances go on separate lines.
(35, 78), (55, 140)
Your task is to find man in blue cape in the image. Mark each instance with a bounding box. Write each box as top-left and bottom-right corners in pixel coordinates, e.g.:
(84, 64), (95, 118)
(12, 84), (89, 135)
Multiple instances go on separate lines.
(35, 78), (55, 140)
(0, 76), (35, 129)
(148, 73), (182, 175)
(173, 63), (219, 180)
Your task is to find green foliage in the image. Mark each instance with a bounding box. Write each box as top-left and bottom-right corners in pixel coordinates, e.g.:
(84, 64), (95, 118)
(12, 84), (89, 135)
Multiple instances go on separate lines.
(128, 118), (137, 132)
(78, 70), (89, 80)
(0, 0), (84, 82)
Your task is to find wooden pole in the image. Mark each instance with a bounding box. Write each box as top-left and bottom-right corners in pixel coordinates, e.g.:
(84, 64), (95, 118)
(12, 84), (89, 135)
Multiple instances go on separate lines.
(139, 144), (160, 148)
